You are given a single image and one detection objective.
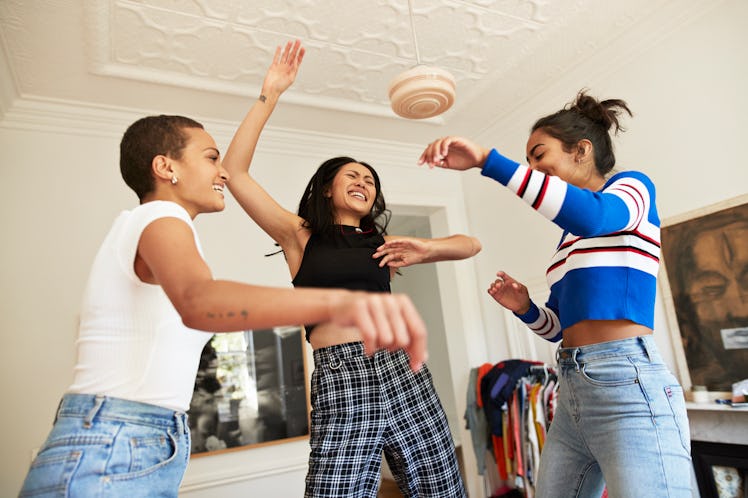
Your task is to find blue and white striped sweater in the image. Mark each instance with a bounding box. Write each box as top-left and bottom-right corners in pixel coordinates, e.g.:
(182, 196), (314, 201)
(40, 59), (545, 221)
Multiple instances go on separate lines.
(481, 148), (661, 343)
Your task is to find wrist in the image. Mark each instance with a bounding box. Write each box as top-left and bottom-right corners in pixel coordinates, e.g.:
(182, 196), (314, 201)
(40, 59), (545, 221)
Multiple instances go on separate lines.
(515, 301), (532, 316)
(258, 88), (282, 103)
(478, 148), (491, 168)
(326, 289), (351, 320)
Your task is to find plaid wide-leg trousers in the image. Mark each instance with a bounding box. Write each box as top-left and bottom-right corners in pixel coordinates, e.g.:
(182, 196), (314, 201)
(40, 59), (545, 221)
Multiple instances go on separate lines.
(306, 342), (466, 498)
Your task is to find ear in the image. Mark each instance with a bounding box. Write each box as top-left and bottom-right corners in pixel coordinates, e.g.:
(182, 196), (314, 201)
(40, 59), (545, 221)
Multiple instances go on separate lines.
(575, 139), (593, 163)
(152, 154), (174, 182)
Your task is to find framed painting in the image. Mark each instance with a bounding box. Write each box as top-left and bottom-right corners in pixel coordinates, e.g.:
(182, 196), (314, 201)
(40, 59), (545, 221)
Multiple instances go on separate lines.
(691, 441), (748, 498)
(660, 193), (748, 393)
(187, 325), (310, 456)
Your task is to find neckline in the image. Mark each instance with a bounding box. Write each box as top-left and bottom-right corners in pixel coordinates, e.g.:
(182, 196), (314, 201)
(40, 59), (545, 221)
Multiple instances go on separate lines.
(337, 224), (371, 235)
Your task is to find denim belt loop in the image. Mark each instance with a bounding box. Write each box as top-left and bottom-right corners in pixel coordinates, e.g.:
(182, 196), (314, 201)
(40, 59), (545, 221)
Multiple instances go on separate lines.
(572, 348), (581, 373)
(83, 395), (106, 429)
(53, 397), (65, 425)
(639, 335), (653, 362)
(174, 412), (186, 435)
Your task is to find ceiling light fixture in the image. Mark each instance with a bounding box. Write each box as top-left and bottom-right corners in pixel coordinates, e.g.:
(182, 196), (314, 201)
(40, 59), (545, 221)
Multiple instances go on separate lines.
(388, 0), (456, 120)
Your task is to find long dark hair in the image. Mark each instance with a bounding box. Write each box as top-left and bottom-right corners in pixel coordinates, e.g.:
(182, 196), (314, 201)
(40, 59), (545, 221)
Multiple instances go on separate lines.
(297, 156), (390, 237)
(532, 90), (632, 176)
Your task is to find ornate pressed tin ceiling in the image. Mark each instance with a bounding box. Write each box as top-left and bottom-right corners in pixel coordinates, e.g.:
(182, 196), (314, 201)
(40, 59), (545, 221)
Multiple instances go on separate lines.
(84, 0), (551, 112)
(0, 0), (711, 141)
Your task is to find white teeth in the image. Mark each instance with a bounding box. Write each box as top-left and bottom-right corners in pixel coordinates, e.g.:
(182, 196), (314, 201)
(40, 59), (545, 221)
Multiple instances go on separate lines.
(213, 185), (224, 193)
(350, 191), (366, 200)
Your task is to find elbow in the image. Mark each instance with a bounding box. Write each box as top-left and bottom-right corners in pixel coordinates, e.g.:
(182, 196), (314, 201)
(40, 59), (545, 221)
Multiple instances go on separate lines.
(177, 303), (205, 331)
(172, 287), (213, 331)
(471, 237), (482, 256)
(180, 311), (204, 331)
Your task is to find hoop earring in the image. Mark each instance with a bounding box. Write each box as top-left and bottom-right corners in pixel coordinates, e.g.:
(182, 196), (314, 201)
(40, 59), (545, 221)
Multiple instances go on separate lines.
(171, 175), (178, 185)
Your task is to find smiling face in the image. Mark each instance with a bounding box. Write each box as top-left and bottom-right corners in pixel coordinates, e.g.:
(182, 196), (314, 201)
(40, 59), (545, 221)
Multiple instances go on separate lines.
(169, 127), (229, 218)
(526, 129), (579, 182)
(326, 162), (377, 225)
(526, 129), (603, 190)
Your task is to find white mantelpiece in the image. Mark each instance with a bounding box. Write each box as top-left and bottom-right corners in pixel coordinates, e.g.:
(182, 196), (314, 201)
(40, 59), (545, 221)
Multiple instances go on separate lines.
(686, 403), (748, 445)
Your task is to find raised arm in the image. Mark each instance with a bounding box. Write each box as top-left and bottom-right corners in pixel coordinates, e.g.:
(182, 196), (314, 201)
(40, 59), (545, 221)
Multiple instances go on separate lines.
(479, 149), (654, 237)
(373, 234), (481, 269)
(420, 136), (654, 237)
(138, 217), (427, 370)
(223, 40), (306, 249)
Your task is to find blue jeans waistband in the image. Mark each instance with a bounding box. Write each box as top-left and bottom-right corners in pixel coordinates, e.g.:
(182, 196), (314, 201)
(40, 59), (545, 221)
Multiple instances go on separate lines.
(555, 334), (661, 366)
(57, 393), (188, 434)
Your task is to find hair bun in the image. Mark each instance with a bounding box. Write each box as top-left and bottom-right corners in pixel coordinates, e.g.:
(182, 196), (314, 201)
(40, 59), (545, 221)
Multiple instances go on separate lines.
(570, 90), (631, 134)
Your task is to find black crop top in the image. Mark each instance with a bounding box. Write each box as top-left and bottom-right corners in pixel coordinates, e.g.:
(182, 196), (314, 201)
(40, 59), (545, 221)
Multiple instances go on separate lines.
(292, 225), (391, 341)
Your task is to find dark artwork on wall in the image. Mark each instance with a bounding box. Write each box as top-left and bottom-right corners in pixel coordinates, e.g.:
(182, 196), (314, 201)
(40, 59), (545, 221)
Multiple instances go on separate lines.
(661, 195), (748, 392)
(187, 326), (309, 456)
(691, 441), (748, 498)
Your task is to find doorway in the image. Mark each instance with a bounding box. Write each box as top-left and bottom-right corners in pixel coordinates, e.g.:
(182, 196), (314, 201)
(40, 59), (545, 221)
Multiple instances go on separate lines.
(379, 213), (466, 492)
(387, 213), (460, 437)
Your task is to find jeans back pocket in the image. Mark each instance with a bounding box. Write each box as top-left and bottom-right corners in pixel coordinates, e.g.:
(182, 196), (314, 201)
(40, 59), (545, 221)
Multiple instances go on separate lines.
(19, 449), (83, 497)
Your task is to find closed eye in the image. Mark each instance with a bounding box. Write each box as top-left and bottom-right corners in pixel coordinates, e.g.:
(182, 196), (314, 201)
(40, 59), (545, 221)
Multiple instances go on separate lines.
(690, 273), (728, 301)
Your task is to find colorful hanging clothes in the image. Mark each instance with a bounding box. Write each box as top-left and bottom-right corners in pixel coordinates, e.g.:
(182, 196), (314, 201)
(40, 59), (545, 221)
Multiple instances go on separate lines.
(466, 359), (559, 497)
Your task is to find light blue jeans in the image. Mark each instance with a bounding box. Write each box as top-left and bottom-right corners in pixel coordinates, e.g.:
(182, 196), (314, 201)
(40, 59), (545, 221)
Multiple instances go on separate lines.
(19, 394), (190, 497)
(536, 336), (692, 498)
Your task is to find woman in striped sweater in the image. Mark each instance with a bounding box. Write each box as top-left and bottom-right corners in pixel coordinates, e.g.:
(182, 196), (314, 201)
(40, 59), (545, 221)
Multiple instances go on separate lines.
(419, 91), (692, 498)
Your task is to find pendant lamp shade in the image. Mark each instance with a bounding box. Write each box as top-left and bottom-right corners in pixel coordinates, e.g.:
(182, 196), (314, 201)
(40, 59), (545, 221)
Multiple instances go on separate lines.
(388, 65), (456, 119)
(388, 0), (456, 119)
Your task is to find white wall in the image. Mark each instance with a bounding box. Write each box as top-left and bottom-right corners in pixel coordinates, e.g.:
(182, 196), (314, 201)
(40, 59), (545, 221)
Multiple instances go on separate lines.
(2, 1), (747, 496)
(463, 0), (748, 371)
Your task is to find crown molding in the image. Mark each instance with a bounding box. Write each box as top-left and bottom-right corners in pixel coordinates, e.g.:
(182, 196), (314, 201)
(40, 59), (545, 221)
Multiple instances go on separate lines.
(0, 94), (425, 168)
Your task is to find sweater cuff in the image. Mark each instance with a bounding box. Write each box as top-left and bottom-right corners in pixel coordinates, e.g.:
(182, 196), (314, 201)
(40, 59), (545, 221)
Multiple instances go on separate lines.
(514, 301), (540, 324)
(480, 148), (520, 186)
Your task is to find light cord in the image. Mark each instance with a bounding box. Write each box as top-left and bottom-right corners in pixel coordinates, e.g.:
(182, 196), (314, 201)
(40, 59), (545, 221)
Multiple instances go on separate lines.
(407, 0), (422, 64)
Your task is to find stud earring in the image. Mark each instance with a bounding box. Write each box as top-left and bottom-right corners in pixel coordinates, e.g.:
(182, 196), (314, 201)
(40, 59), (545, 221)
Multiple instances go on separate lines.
(171, 175), (178, 185)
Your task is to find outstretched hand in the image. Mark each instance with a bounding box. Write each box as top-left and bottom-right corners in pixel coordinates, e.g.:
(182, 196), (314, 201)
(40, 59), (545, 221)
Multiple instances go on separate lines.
(329, 292), (427, 371)
(487, 271), (531, 314)
(418, 136), (490, 171)
(262, 40), (305, 97)
(373, 238), (429, 268)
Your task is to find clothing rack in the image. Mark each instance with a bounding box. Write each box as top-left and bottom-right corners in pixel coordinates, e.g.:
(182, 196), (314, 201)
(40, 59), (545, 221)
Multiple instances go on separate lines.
(466, 360), (558, 498)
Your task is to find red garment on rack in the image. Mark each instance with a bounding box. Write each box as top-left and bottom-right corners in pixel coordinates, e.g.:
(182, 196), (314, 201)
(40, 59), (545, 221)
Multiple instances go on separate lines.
(477, 363), (508, 480)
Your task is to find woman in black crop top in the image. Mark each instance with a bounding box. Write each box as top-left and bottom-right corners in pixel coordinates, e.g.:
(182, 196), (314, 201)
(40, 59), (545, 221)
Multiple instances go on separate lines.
(223, 42), (480, 498)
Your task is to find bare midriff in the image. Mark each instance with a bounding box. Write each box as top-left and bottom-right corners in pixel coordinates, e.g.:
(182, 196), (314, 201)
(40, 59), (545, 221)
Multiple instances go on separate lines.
(309, 322), (363, 350)
(561, 319), (652, 347)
